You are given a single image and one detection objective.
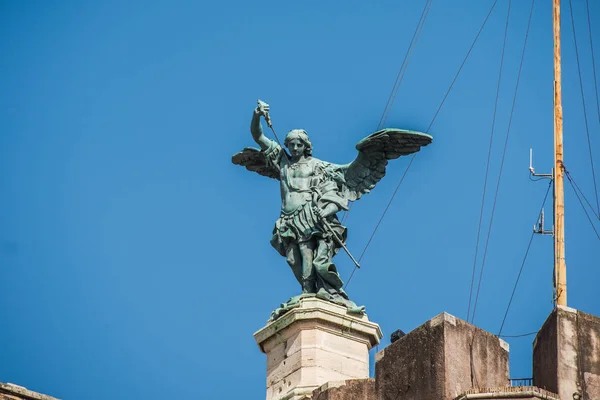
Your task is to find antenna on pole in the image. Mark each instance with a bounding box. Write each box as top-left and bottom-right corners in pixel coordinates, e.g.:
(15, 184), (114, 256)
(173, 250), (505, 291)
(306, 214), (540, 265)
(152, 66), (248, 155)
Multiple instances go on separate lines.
(529, 148), (536, 174)
(529, 148), (552, 180)
(534, 208), (553, 235)
(529, 148), (553, 235)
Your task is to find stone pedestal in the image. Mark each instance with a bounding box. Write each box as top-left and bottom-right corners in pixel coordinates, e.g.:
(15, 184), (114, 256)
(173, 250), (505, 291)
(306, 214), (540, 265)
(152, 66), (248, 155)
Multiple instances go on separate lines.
(254, 297), (382, 400)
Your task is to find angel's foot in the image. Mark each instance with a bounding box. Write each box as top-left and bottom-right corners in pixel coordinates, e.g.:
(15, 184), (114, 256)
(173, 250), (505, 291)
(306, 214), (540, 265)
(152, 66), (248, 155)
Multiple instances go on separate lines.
(315, 288), (331, 301)
(347, 305), (366, 314)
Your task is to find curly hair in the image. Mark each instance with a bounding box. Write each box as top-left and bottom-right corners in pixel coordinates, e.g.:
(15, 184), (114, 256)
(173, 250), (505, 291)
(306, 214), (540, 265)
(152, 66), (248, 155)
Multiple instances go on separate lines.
(284, 129), (313, 157)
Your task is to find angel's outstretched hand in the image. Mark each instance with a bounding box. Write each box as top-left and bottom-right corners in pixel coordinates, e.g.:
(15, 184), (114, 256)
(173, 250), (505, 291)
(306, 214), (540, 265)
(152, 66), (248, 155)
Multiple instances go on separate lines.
(256, 99), (270, 118)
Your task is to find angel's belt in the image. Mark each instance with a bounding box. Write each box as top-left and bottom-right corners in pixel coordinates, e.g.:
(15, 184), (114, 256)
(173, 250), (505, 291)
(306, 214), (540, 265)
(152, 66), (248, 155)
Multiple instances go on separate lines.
(279, 199), (313, 218)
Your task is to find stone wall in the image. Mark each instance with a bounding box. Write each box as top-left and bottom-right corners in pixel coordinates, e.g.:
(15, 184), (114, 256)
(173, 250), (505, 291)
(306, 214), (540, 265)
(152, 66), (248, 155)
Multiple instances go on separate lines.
(533, 306), (600, 400)
(304, 379), (376, 400)
(0, 383), (59, 400)
(532, 310), (559, 394)
(455, 386), (559, 400)
(374, 312), (509, 400)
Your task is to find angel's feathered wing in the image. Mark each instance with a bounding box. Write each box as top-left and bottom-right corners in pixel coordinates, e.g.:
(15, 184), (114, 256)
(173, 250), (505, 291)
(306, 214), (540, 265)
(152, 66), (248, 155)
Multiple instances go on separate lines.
(336, 128), (433, 201)
(231, 147), (280, 180)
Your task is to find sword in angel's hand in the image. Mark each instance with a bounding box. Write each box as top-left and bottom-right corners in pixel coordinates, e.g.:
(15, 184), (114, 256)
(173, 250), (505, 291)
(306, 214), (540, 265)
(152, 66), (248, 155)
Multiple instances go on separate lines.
(257, 99), (289, 163)
(257, 99), (273, 128)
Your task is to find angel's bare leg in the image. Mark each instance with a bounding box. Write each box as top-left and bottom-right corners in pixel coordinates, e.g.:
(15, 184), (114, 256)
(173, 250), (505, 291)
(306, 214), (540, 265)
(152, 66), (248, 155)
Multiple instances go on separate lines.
(286, 244), (303, 286)
(299, 240), (317, 293)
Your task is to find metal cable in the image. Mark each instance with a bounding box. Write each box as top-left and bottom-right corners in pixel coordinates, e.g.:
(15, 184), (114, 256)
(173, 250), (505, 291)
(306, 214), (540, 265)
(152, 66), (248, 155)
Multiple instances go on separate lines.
(467, 0), (512, 323)
(378, 0), (432, 131)
(585, 0), (600, 159)
(381, 0), (433, 129)
(471, 0), (535, 324)
(342, 0), (432, 226)
(345, 0), (501, 290)
(344, 154), (416, 289)
(427, 0), (500, 132)
(566, 170), (600, 240)
(565, 169), (600, 219)
(568, 0), (600, 216)
(498, 331), (537, 338)
(497, 181), (552, 337)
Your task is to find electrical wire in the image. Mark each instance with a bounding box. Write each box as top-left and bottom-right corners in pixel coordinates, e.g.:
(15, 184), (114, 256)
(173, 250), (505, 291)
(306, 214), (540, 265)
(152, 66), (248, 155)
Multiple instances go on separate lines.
(378, 0), (433, 131)
(497, 181), (552, 337)
(427, 0), (500, 133)
(342, 0), (433, 226)
(471, 0), (536, 325)
(529, 174), (549, 182)
(566, 170), (600, 240)
(565, 169), (600, 220)
(380, 0), (433, 129)
(498, 331), (537, 338)
(345, 0), (501, 290)
(344, 154), (416, 289)
(467, 0), (512, 323)
(585, 0), (600, 162)
(568, 0), (600, 216)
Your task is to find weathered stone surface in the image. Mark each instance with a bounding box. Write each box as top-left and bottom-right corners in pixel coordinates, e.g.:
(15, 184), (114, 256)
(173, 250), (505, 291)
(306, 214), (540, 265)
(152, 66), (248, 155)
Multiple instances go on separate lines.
(1, 394), (22, 400)
(455, 386), (559, 400)
(375, 312), (509, 400)
(308, 379), (376, 400)
(533, 309), (560, 394)
(533, 305), (600, 400)
(254, 297), (382, 400)
(0, 383), (59, 400)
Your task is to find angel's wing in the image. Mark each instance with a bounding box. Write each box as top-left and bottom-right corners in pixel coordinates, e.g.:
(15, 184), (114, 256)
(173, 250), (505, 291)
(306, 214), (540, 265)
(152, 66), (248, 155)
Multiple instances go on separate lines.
(232, 147), (280, 180)
(341, 128), (432, 201)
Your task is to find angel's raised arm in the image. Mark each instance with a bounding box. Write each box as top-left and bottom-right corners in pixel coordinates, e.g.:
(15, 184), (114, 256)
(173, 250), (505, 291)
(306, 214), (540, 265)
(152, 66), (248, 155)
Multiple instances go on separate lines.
(250, 102), (271, 150)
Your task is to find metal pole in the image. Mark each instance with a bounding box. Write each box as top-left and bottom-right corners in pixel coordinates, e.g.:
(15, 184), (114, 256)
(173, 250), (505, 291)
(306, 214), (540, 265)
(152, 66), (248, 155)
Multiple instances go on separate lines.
(553, 0), (567, 306)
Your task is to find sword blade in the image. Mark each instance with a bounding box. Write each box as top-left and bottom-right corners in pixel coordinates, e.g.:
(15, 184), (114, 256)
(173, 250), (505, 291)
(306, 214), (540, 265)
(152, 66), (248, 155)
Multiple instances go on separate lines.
(321, 219), (361, 269)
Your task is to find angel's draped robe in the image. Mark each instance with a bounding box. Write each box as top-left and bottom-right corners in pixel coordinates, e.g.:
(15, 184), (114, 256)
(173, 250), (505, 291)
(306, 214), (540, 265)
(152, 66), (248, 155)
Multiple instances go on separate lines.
(262, 140), (352, 299)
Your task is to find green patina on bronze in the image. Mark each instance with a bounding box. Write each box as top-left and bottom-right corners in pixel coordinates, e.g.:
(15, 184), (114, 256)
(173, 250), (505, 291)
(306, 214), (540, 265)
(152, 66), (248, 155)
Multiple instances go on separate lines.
(232, 101), (432, 321)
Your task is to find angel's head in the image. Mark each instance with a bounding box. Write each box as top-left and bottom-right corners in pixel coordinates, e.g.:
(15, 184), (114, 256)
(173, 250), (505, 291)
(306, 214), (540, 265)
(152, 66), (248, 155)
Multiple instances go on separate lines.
(285, 129), (313, 158)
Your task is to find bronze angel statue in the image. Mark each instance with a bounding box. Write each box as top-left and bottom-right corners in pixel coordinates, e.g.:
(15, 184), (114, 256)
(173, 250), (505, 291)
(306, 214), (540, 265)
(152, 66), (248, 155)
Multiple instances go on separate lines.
(232, 100), (432, 320)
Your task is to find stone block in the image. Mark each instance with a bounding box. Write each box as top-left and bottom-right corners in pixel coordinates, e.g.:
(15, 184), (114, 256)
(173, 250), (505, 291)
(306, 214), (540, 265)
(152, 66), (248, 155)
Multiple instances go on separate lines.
(533, 305), (600, 400)
(455, 386), (559, 400)
(254, 297), (382, 400)
(309, 378), (376, 400)
(375, 312), (509, 400)
(0, 383), (59, 400)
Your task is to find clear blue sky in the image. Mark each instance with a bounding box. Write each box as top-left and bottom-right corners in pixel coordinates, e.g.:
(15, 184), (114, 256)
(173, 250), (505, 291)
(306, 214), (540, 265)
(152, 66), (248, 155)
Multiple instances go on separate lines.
(1, 1), (599, 399)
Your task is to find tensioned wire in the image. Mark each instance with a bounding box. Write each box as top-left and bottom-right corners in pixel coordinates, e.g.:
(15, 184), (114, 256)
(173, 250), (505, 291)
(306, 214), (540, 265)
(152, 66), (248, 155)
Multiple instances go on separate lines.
(467, 0), (513, 324)
(345, 0), (501, 290)
(568, 0), (600, 217)
(469, 0), (536, 325)
(497, 180), (552, 337)
(342, 0), (433, 226)
(565, 167), (600, 240)
(564, 168), (600, 220)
